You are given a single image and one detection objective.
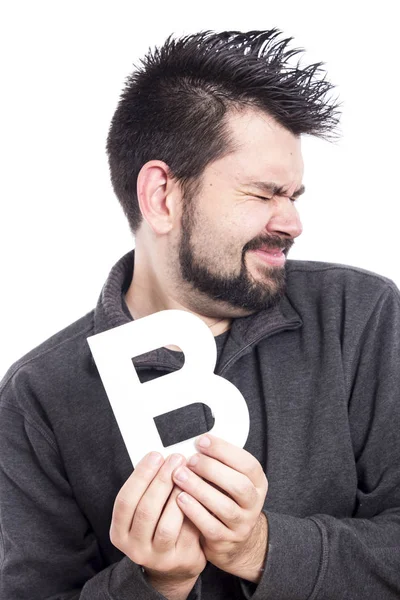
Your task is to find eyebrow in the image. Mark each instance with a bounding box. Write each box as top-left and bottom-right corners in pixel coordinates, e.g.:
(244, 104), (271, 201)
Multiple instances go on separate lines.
(246, 181), (306, 198)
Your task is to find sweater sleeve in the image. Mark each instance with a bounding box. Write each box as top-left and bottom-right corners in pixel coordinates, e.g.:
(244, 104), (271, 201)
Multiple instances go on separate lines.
(240, 284), (400, 600)
(0, 402), (202, 600)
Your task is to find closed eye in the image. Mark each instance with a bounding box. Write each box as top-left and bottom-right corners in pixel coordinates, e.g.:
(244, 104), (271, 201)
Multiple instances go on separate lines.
(252, 194), (298, 203)
(252, 194), (272, 201)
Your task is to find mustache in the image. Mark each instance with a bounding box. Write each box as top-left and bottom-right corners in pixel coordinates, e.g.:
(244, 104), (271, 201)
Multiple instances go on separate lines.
(243, 234), (294, 255)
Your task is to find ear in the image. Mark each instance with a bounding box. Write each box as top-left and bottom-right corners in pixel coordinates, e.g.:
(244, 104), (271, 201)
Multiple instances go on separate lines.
(137, 161), (180, 234)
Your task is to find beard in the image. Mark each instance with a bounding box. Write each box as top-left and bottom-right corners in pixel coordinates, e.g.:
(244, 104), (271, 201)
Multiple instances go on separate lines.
(178, 201), (293, 313)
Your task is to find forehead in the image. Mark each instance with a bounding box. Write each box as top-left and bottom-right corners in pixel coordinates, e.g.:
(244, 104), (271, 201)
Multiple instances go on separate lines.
(207, 108), (304, 187)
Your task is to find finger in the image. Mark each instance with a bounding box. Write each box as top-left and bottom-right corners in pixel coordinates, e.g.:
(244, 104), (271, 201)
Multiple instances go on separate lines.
(177, 517), (203, 550)
(152, 486), (185, 551)
(111, 451), (164, 540)
(177, 492), (231, 543)
(195, 434), (268, 489)
(185, 453), (260, 510)
(173, 465), (246, 528)
(129, 454), (185, 542)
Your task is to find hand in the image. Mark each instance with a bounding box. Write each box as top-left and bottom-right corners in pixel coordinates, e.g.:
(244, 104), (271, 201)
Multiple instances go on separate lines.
(172, 434), (268, 583)
(110, 452), (207, 599)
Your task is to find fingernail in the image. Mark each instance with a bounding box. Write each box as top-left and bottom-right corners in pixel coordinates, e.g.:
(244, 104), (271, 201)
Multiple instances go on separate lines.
(197, 435), (211, 448)
(148, 452), (163, 466)
(178, 492), (191, 504)
(169, 454), (183, 467)
(188, 454), (199, 467)
(174, 466), (189, 482)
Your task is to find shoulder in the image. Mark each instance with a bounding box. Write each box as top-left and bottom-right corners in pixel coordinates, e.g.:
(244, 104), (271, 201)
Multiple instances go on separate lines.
(284, 260), (400, 332)
(0, 311), (95, 407)
(285, 259), (399, 302)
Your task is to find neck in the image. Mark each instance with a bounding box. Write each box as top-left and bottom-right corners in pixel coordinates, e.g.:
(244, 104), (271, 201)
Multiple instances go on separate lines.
(125, 252), (232, 338)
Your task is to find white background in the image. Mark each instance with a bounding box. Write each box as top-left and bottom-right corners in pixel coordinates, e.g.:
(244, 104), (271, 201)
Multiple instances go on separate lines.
(1, 1), (398, 378)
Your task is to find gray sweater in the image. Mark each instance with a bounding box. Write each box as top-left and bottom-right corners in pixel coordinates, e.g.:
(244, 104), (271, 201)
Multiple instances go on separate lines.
(1, 251), (400, 599)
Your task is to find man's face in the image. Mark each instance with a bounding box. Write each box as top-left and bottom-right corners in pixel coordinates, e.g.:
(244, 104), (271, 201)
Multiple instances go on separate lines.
(176, 109), (304, 316)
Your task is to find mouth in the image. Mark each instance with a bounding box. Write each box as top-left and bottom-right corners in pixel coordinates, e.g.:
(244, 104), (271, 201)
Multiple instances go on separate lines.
(249, 244), (288, 267)
(258, 244), (288, 255)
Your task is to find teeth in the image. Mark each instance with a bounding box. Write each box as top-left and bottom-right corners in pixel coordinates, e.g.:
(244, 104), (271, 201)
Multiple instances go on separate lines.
(259, 247), (285, 255)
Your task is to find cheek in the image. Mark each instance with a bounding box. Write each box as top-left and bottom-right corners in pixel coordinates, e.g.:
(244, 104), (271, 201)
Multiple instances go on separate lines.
(234, 204), (268, 240)
(192, 217), (246, 265)
(192, 203), (266, 254)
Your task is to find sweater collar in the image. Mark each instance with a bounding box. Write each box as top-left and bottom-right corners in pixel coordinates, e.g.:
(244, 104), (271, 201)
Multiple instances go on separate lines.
(93, 251), (302, 371)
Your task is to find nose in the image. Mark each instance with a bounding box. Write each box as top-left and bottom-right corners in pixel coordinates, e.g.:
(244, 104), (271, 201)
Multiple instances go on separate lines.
(265, 197), (303, 239)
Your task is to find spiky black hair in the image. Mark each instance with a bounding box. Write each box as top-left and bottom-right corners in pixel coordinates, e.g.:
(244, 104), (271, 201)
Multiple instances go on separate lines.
(107, 30), (341, 232)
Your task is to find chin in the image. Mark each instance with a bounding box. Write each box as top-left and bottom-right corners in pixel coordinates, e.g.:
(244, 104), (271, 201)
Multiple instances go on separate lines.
(248, 265), (283, 287)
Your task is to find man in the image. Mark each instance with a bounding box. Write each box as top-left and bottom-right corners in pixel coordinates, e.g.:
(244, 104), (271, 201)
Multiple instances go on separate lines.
(1, 29), (399, 600)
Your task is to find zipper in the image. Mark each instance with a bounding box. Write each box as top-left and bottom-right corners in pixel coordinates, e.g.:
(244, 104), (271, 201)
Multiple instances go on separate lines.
(218, 321), (301, 376)
(134, 321), (301, 375)
(134, 363), (178, 373)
